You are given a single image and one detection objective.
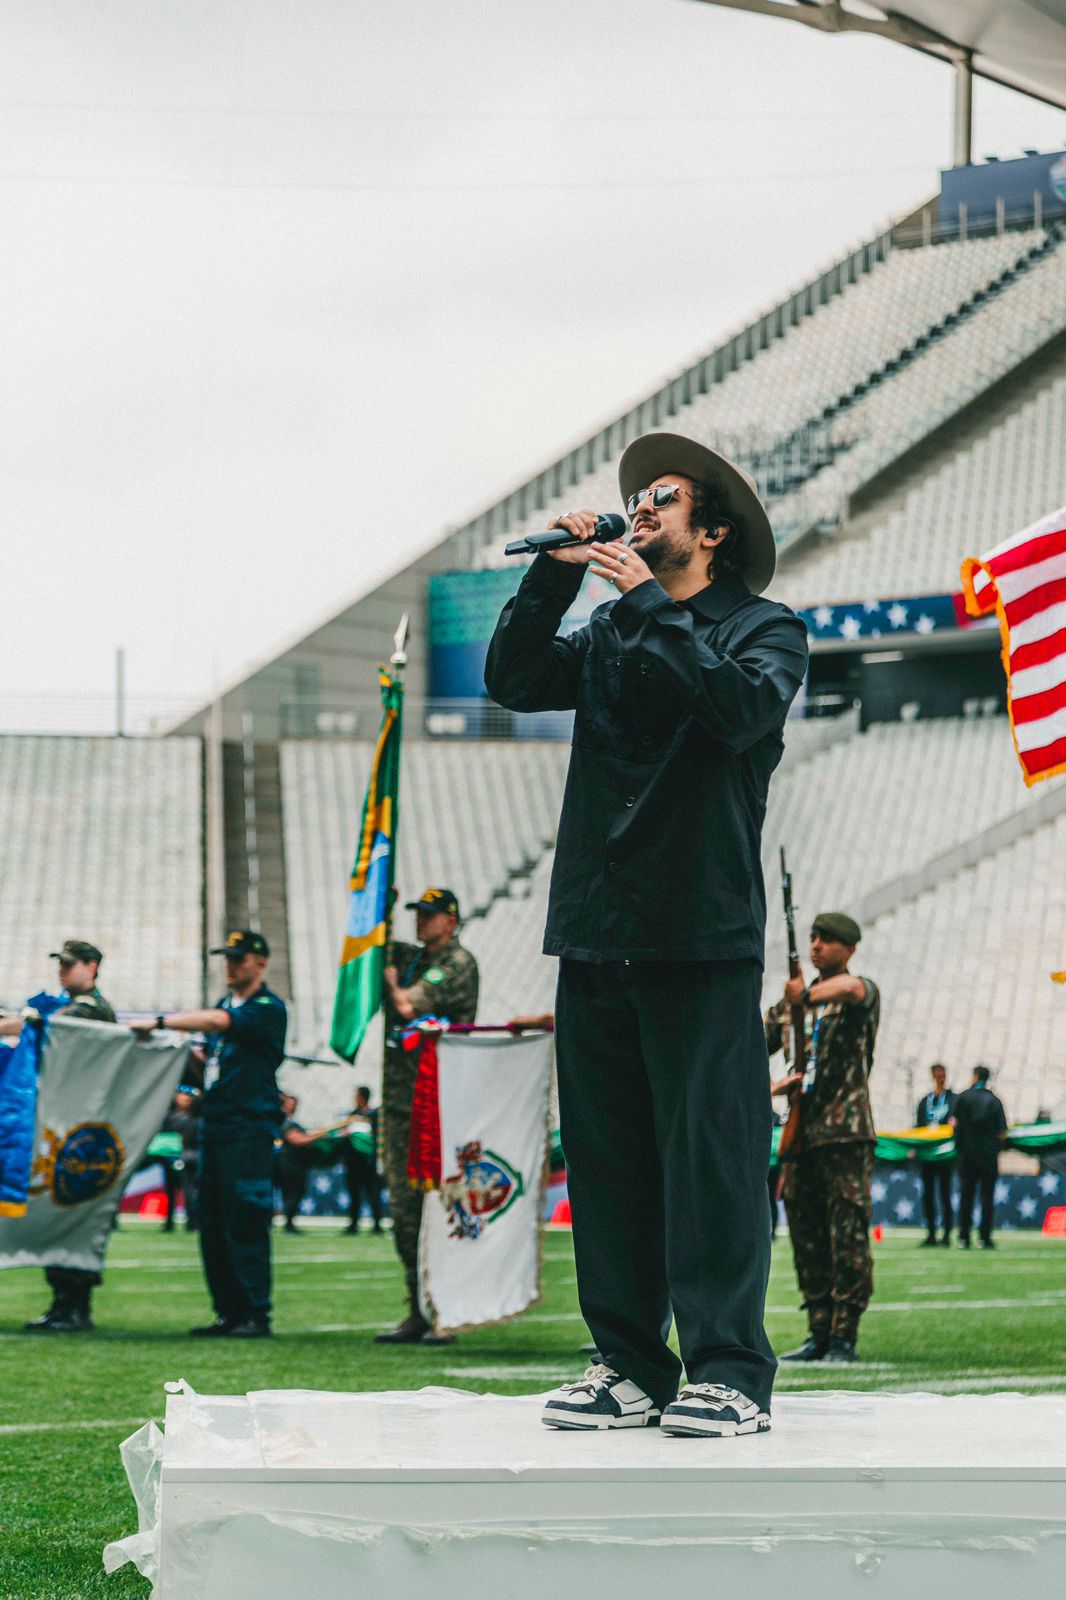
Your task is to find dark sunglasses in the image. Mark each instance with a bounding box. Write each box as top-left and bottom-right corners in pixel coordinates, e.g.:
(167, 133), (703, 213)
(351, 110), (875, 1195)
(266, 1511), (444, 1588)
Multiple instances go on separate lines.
(626, 484), (687, 519)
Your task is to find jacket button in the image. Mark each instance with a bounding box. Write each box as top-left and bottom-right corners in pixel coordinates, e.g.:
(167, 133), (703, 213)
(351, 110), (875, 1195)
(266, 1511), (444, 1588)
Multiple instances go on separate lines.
(625, 796), (635, 807)
(640, 735), (653, 747)
(607, 861), (620, 874)
(640, 662), (652, 677)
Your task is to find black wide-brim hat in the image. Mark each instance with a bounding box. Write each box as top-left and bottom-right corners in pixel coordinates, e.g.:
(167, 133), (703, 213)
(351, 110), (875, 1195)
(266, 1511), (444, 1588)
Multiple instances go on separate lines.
(618, 431), (776, 594)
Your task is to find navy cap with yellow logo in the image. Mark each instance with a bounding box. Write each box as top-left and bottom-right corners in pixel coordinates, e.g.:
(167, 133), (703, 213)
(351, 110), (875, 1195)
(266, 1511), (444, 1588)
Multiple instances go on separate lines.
(209, 929), (271, 957)
(50, 939), (104, 965)
(405, 887), (460, 919)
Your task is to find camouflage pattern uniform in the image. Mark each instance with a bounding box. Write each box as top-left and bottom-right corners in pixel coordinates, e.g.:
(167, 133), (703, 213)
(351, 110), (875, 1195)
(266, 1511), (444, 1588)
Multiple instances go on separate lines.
(381, 936), (479, 1307)
(59, 986), (117, 1024)
(766, 979), (879, 1345)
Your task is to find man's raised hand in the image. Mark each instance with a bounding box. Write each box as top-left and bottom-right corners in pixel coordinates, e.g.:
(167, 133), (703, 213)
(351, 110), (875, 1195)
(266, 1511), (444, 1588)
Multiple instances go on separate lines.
(546, 509), (606, 564)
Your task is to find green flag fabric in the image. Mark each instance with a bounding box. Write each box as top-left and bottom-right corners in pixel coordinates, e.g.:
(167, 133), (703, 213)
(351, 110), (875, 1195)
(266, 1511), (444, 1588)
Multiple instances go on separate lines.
(329, 667), (404, 1062)
(766, 1122), (1066, 1169)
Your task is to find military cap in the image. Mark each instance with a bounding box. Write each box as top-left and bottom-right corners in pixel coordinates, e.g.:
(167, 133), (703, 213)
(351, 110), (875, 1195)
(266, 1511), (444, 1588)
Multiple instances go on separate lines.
(50, 939), (104, 965)
(405, 886), (460, 919)
(208, 929), (270, 957)
(810, 912), (862, 947)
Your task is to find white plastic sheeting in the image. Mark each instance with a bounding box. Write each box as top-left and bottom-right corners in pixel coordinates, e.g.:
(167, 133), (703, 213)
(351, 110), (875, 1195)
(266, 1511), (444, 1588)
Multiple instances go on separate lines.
(107, 1383), (1066, 1599)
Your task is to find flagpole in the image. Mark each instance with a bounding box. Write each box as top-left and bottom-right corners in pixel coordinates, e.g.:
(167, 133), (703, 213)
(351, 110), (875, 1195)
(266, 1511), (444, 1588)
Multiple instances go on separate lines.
(383, 613), (408, 978)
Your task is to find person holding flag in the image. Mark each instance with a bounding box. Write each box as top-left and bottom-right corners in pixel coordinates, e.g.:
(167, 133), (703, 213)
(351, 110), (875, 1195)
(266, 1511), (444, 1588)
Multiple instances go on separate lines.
(9, 940), (118, 1334)
(327, 631), (478, 1343)
(131, 930), (287, 1338)
(375, 887), (479, 1344)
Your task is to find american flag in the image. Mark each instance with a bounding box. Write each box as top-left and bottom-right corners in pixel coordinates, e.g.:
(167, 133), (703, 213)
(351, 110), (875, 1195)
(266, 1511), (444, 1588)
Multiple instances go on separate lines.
(962, 506), (1066, 786)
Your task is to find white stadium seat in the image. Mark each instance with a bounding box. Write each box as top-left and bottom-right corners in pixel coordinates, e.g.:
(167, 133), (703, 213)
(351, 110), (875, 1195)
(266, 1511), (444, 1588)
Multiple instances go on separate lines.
(0, 737), (203, 1012)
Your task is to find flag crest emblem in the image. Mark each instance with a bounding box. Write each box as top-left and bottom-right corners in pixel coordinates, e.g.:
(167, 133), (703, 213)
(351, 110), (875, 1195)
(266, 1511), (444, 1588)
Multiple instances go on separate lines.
(36, 1122), (126, 1207)
(440, 1140), (523, 1240)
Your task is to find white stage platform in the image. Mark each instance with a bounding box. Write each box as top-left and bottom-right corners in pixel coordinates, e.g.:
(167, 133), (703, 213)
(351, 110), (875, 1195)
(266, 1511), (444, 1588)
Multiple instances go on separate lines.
(109, 1385), (1066, 1599)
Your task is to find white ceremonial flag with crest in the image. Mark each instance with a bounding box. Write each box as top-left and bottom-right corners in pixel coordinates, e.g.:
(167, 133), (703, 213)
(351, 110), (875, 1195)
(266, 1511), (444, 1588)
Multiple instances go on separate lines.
(0, 1018), (189, 1273)
(418, 1030), (553, 1333)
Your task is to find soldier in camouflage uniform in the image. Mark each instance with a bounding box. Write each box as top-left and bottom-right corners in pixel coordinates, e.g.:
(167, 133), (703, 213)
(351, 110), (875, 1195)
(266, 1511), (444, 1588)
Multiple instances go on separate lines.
(374, 887), (479, 1345)
(766, 912), (879, 1365)
(16, 941), (118, 1334)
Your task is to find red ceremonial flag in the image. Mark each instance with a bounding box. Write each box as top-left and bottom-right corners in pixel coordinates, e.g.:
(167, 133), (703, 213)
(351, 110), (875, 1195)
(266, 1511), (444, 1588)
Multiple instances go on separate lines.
(961, 506), (1066, 787)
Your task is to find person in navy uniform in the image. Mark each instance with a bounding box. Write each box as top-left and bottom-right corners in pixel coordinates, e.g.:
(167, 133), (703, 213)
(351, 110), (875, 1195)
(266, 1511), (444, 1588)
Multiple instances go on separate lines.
(915, 1063), (957, 1247)
(132, 929), (287, 1336)
(13, 939), (118, 1334)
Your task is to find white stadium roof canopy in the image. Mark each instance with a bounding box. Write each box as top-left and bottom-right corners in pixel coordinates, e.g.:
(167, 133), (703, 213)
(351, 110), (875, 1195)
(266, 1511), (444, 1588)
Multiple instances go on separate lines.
(695, 1), (1066, 111)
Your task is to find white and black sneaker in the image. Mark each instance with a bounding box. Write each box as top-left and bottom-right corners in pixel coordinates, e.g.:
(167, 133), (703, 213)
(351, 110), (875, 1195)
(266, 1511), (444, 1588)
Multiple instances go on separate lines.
(661, 1384), (771, 1438)
(541, 1364), (661, 1431)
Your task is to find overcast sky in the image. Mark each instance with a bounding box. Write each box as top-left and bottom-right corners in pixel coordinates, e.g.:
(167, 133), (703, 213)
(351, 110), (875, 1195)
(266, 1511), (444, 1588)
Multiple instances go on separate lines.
(3, 1), (1064, 731)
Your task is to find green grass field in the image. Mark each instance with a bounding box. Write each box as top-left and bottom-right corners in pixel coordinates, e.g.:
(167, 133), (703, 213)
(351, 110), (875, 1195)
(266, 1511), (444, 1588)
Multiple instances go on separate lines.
(1, 1221), (1064, 1599)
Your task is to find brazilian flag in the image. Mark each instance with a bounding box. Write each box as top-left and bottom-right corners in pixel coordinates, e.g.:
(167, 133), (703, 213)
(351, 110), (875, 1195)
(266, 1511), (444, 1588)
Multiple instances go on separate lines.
(330, 666), (404, 1062)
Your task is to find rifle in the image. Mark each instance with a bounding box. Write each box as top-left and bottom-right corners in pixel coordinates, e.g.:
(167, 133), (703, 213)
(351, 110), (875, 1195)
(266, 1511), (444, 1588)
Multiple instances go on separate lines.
(776, 847), (806, 1162)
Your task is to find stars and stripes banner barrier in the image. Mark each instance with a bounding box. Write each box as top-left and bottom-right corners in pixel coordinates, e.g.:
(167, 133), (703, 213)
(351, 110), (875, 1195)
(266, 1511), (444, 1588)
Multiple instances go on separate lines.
(962, 506), (1066, 785)
(0, 1019), (188, 1272)
(872, 1166), (1063, 1230)
(416, 1029), (554, 1334)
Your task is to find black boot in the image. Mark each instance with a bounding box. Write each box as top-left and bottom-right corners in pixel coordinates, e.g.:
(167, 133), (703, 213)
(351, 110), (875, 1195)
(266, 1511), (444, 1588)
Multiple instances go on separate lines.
(823, 1337), (857, 1364)
(374, 1311), (429, 1344)
(227, 1318), (271, 1338)
(919, 1233), (937, 1247)
(780, 1335), (829, 1362)
(27, 1298), (93, 1333)
(24, 1299), (65, 1332)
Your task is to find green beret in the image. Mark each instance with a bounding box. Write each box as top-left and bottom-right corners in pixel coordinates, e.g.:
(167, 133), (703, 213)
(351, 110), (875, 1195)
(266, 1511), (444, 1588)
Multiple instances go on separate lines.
(810, 912), (861, 947)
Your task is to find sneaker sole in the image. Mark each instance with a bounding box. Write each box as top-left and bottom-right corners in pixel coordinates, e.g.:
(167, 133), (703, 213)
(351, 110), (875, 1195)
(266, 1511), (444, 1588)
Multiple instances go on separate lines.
(661, 1414), (770, 1439)
(541, 1409), (661, 1431)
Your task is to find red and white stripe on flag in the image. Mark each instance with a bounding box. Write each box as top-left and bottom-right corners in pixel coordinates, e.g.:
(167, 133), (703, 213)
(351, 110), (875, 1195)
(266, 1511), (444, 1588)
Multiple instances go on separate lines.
(962, 506), (1066, 786)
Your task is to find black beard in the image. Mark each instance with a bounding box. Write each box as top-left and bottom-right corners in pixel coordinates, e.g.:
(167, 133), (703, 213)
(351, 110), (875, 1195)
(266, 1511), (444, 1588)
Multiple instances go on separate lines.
(638, 528), (693, 579)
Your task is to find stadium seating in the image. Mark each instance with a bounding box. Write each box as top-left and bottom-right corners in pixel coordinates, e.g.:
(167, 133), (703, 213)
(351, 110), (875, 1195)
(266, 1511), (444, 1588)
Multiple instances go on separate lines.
(773, 233), (1066, 539)
(770, 373), (1066, 606)
(473, 229), (1060, 569)
(0, 736), (203, 1012)
(869, 810), (1066, 1126)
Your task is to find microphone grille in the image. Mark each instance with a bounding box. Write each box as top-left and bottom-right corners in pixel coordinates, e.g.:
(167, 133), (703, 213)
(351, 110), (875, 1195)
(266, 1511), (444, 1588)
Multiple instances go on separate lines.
(597, 513), (627, 540)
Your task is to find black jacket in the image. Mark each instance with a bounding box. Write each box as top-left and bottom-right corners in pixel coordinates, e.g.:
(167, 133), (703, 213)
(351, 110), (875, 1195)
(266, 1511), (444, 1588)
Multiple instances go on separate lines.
(915, 1088), (957, 1127)
(485, 557), (808, 962)
(953, 1083), (1007, 1167)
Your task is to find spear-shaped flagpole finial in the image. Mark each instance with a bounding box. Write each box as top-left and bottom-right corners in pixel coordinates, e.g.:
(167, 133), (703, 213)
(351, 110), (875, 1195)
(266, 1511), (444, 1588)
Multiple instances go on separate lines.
(391, 613), (409, 670)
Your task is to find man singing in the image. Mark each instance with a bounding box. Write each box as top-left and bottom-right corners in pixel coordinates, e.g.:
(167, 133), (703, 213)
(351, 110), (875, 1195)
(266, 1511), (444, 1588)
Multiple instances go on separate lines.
(485, 432), (807, 1437)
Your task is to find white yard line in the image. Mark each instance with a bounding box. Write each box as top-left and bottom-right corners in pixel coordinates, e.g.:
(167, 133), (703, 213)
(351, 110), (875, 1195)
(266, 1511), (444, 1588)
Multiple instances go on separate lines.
(0, 1417), (146, 1436)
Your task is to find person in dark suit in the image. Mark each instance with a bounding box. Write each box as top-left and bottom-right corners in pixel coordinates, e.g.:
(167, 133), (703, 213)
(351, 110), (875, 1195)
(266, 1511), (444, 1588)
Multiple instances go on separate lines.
(915, 1063), (957, 1247)
(954, 1066), (1007, 1249)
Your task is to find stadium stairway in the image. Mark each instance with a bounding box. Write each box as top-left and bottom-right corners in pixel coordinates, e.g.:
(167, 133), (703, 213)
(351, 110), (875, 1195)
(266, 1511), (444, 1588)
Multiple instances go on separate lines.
(769, 342), (1066, 609)
(758, 226), (1059, 518)
(221, 739), (292, 1002)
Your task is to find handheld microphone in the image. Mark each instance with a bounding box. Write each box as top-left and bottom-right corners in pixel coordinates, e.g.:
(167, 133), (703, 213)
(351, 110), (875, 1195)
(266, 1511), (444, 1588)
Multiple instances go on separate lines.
(504, 513), (626, 557)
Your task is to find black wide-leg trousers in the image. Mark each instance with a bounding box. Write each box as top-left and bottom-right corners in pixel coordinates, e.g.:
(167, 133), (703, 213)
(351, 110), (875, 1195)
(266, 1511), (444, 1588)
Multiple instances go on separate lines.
(555, 957), (777, 1414)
